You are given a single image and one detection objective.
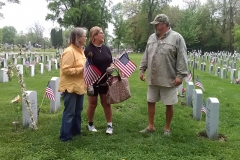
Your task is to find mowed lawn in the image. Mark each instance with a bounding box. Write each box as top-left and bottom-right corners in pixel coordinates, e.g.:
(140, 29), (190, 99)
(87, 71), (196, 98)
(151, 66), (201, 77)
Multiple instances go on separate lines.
(0, 53), (240, 160)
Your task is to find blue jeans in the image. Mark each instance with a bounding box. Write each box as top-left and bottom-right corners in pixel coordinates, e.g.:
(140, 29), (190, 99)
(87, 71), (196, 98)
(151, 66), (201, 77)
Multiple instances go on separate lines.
(60, 91), (84, 141)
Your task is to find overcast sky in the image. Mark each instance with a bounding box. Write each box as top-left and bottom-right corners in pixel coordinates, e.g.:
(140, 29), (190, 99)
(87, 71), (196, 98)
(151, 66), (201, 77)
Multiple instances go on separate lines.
(0, 0), (206, 38)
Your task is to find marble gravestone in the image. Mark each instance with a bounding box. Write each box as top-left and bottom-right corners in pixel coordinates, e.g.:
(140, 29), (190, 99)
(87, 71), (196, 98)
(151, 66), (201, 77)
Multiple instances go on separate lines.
(221, 68), (226, 79)
(22, 91), (38, 127)
(30, 65), (35, 77)
(39, 63), (44, 74)
(206, 97), (220, 140)
(192, 89), (203, 121)
(177, 83), (183, 96)
(0, 68), (9, 83)
(186, 82), (194, 106)
(16, 64), (24, 75)
(50, 77), (61, 113)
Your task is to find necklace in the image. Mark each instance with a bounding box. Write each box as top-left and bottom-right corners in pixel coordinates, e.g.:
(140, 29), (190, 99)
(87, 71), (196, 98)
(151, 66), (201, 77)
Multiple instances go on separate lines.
(96, 46), (102, 53)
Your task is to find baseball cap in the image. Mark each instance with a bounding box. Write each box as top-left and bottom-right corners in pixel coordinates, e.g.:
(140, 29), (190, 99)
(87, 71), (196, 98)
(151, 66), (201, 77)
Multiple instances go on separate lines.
(150, 14), (169, 25)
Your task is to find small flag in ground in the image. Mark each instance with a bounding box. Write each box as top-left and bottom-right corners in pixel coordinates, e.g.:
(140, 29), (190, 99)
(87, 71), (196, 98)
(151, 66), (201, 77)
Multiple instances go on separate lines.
(84, 60), (102, 87)
(185, 70), (192, 82)
(210, 58), (214, 65)
(114, 53), (137, 78)
(195, 76), (205, 91)
(201, 106), (206, 113)
(45, 81), (55, 101)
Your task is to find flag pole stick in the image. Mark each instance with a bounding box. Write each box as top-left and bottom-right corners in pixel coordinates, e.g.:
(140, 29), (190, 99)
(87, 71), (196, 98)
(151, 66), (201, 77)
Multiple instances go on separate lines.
(193, 51), (195, 82)
(38, 92), (45, 116)
(96, 72), (107, 84)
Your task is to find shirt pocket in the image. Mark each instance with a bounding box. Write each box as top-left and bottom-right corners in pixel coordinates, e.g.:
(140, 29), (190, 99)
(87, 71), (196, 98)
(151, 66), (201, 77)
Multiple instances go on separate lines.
(147, 42), (158, 55)
(160, 43), (176, 55)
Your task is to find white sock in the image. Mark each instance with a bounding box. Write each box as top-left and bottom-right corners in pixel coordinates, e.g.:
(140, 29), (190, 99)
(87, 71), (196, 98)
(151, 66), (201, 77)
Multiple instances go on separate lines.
(107, 122), (112, 127)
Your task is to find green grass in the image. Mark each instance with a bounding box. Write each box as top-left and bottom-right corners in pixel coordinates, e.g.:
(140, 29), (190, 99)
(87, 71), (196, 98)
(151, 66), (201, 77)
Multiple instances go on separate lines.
(0, 54), (240, 160)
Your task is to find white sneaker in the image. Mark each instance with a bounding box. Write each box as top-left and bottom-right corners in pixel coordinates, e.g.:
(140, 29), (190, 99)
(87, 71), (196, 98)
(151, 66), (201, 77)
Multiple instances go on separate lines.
(106, 125), (113, 135)
(87, 125), (98, 132)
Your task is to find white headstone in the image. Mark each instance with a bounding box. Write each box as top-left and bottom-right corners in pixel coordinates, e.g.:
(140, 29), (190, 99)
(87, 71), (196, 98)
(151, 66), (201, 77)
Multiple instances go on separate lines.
(177, 83), (183, 96)
(30, 65), (35, 77)
(47, 60), (51, 71)
(35, 56), (39, 64)
(21, 57), (25, 65)
(5, 53), (9, 60)
(230, 69), (236, 82)
(186, 82), (194, 106)
(54, 59), (58, 70)
(192, 89), (203, 121)
(221, 68), (226, 79)
(22, 91), (38, 127)
(206, 97), (220, 140)
(39, 63), (44, 74)
(50, 77), (61, 113)
(238, 70), (240, 79)
(209, 65), (213, 74)
(13, 57), (17, 65)
(41, 55), (44, 62)
(16, 64), (24, 75)
(0, 68), (8, 83)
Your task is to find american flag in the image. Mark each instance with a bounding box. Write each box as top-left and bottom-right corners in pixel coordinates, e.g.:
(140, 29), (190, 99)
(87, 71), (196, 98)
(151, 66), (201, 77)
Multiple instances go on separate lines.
(45, 81), (55, 101)
(84, 60), (102, 87)
(114, 53), (137, 78)
(201, 106), (206, 113)
(185, 70), (192, 82)
(195, 76), (205, 91)
(210, 58), (214, 65)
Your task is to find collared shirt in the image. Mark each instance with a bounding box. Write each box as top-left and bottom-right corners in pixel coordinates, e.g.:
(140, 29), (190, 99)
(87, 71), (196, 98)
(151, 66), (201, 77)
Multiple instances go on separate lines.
(140, 29), (188, 87)
(58, 44), (87, 95)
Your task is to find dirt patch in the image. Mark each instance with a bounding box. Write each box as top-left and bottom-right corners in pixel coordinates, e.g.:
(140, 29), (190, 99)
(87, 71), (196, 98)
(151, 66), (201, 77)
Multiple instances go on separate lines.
(198, 130), (227, 142)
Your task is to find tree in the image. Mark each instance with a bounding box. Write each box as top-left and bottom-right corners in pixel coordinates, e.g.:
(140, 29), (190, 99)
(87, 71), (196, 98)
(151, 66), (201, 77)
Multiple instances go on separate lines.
(28, 22), (45, 45)
(50, 28), (63, 49)
(45, 0), (112, 31)
(0, 28), (2, 44)
(2, 26), (17, 44)
(233, 24), (240, 52)
(0, 0), (20, 18)
(111, 3), (127, 53)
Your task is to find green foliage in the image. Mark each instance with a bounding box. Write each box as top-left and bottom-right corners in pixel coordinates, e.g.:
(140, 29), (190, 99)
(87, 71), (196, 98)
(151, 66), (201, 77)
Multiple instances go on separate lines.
(233, 24), (240, 51)
(50, 28), (63, 49)
(2, 26), (17, 44)
(174, 9), (199, 48)
(46, 0), (111, 31)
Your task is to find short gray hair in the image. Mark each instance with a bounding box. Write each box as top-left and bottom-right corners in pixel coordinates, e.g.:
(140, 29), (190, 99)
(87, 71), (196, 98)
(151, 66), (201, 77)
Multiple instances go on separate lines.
(69, 27), (88, 47)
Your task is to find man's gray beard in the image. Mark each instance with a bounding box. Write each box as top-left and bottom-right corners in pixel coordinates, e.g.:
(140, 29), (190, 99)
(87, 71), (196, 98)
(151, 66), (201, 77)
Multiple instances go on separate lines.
(155, 30), (161, 37)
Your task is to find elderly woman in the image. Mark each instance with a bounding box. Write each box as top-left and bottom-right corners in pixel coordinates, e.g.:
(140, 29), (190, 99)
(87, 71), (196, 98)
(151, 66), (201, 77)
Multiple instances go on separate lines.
(58, 27), (87, 141)
(84, 26), (114, 135)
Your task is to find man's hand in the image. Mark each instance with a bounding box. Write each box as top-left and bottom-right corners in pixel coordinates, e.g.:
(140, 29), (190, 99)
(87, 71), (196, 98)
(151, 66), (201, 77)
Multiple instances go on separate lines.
(173, 77), (182, 86)
(140, 73), (145, 81)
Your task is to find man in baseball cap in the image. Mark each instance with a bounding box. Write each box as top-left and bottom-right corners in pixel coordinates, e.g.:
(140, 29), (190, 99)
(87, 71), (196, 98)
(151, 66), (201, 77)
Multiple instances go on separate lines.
(150, 14), (170, 25)
(139, 14), (188, 136)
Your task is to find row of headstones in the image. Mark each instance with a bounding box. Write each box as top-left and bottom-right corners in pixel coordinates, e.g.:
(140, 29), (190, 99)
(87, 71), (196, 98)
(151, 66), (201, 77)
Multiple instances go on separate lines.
(189, 61), (240, 82)
(0, 61), (58, 83)
(1, 57), (58, 69)
(4, 53), (56, 63)
(22, 77), (61, 127)
(189, 52), (240, 62)
(190, 58), (237, 69)
(178, 82), (219, 140)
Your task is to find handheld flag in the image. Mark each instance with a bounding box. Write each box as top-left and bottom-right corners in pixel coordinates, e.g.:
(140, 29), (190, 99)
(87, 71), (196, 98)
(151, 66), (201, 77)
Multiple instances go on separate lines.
(84, 60), (102, 87)
(114, 53), (137, 78)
